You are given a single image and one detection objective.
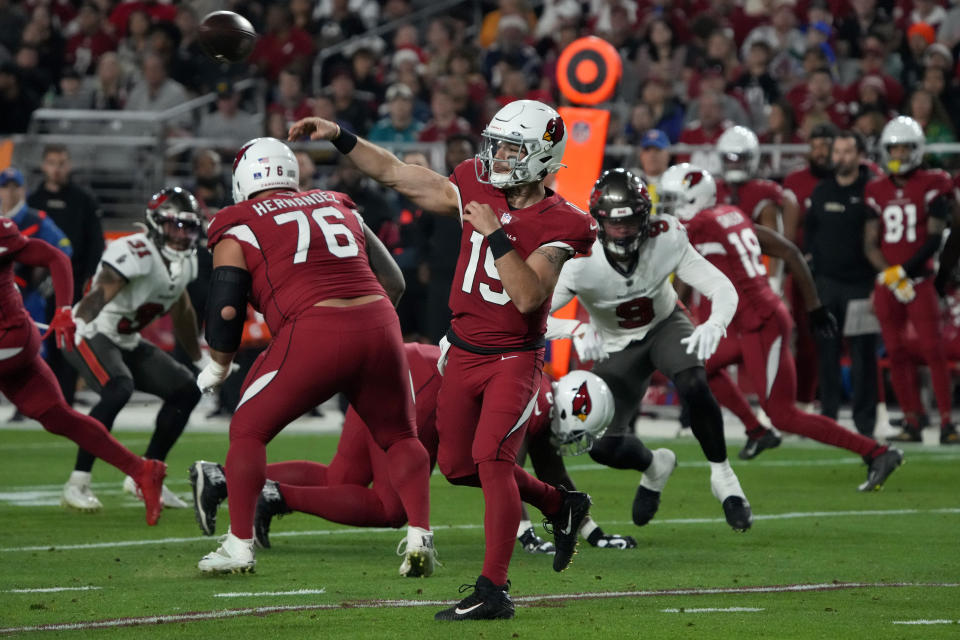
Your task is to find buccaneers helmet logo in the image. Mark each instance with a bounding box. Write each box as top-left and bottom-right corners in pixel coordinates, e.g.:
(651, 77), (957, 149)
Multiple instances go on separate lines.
(571, 381), (592, 422)
(683, 171), (704, 187)
(543, 117), (565, 144)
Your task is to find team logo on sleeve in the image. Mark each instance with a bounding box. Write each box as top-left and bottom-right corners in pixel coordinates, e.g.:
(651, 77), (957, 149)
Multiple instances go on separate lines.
(571, 381), (592, 422)
(543, 117), (565, 144)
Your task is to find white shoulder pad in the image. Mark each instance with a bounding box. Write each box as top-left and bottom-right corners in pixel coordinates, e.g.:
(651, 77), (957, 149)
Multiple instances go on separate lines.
(101, 234), (154, 281)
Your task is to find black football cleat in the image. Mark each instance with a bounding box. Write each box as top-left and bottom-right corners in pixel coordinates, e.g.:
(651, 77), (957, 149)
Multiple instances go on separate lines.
(632, 486), (661, 527)
(189, 460), (228, 536)
(887, 428), (922, 443)
(254, 480), (291, 549)
(738, 428), (782, 460)
(722, 496), (753, 532)
(940, 424), (960, 445)
(518, 527), (555, 554)
(435, 576), (514, 621)
(543, 487), (591, 572)
(858, 448), (904, 492)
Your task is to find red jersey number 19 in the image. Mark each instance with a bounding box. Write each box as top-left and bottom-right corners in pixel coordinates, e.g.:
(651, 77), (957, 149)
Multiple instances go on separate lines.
(273, 207), (359, 263)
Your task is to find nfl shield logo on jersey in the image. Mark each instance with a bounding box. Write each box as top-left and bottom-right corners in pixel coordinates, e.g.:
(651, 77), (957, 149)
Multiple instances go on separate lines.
(500, 212), (513, 225)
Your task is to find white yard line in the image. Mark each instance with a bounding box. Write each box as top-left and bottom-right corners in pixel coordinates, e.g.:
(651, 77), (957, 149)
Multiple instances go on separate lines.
(0, 582), (955, 634)
(892, 619), (958, 625)
(2, 508), (959, 554)
(661, 607), (764, 613)
(4, 587), (101, 594)
(214, 589), (326, 598)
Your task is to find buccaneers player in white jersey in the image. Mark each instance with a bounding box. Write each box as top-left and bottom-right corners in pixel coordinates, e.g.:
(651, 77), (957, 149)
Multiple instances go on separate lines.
(290, 100), (596, 621)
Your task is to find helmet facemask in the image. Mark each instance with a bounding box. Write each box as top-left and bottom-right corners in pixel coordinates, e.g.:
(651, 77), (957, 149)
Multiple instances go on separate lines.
(476, 133), (540, 188)
(597, 213), (649, 261)
(721, 150), (754, 184)
(145, 187), (203, 262)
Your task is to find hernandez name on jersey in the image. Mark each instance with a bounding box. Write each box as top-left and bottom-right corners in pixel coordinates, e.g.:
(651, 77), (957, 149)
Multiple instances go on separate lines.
(447, 159), (595, 349)
(552, 214), (688, 352)
(92, 232), (198, 350)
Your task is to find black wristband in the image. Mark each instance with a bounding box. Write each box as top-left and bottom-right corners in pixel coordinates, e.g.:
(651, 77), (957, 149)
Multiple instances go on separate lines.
(331, 126), (358, 154)
(487, 228), (513, 259)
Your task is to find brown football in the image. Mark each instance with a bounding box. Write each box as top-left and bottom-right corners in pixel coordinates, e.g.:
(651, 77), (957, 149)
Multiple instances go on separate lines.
(198, 11), (258, 63)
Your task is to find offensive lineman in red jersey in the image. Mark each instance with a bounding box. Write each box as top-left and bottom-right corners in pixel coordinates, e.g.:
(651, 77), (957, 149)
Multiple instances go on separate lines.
(0, 220), (166, 525)
(195, 137), (434, 576)
(290, 100), (596, 621)
(662, 164), (905, 491)
(864, 117), (958, 445)
(190, 344), (637, 553)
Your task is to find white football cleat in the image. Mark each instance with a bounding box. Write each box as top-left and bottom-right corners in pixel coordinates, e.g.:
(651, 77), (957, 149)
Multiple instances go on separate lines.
(61, 479), (103, 512)
(198, 531), (256, 573)
(397, 526), (436, 577)
(123, 475), (189, 508)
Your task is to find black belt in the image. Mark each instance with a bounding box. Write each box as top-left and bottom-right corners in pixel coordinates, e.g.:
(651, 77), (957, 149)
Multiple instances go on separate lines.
(445, 328), (545, 356)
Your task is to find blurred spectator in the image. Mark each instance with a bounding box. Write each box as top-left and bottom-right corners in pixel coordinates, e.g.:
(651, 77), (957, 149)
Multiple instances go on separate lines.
(0, 1), (27, 56)
(326, 67), (374, 135)
(65, 2), (116, 76)
(20, 7), (65, 86)
(349, 45), (384, 101)
(125, 51), (191, 130)
(329, 155), (394, 240)
(368, 83), (423, 143)
(836, 0), (893, 59)
(268, 69), (313, 124)
(632, 129), (671, 202)
(108, 1), (176, 39)
(290, 0), (320, 35)
(790, 67), (849, 129)
(85, 51), (128, 110)
(684, 59), (749, 127)
(938, 1), (960, 50)
(478, 0), (537, 49)
(595, 1), (642, 60)
(115, 9), (152, 79)
(28, 145), (103, 406)
(497, 64), (550, 105)
(15, 44), (53, 98)
(419, 86), (471, 142)
(188, 148), (231, 212)
(906, 0), (947, 31)
(639, 78), (685, 142)
(265, 111), (288, 139)
(703, 29), (742, 85)
(677, 90), (731, 174)
(633, 18), (687, 93)
(426, 16), (461, 78)
(761, 100), (805, 178)
(49, 67), (91, 108)
(379, 0), (411, 24)
(902, 22), (936, 91)
(844, 37), (904, 109)
(315, 0), (380, 30)
(482, 14), (541, 89)
(920, 65), (960, 132)
(0, 62), (39, 134)
(249, 4), (314, 82)
(905, 88), (957, 167)
(740, 0), (806, 66)
(316, 0), (368, 50)
(295, 150), (318, 190)
(147, 20), (196, 94)
(850, 105), (886, 158)
(619, 102), (655, 146)
(731, 40), (781, 131)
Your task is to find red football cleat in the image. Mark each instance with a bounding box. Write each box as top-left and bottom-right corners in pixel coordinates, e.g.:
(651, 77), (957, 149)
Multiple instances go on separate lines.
(136, 458), (167, 525)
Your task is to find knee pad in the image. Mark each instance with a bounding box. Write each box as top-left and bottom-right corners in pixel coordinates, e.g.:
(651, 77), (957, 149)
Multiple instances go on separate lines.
(674, 367), (715, 407)
(588, 434), (652, 471)
(588, 434), (625, 467)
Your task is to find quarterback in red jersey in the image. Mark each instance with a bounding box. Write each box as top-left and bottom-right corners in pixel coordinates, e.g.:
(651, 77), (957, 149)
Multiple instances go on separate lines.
(196, 137), (434, 577)
(0, 220), (166, 525)
(290, 99), (596, 621)
(662, 164), (905, 492)
(864, 117), (957, 445)
(190, 344), (637, 553)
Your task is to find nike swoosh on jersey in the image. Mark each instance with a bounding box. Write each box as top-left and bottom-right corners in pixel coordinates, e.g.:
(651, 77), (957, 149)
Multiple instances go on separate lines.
(454, 603), (485, 615)
(560, 509), (573, 535)
(0, 246), (7, 254)
(501, 355), (518, 360)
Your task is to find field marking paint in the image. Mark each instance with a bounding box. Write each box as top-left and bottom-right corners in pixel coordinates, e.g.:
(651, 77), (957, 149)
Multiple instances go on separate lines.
(892, 620), (958, 625)
(661, 607), (764, 613)
(3, 508), (959, 554)
(0, 582), (955, 635)
(214, 589), (326, 598)
(4, 587), (101, 594)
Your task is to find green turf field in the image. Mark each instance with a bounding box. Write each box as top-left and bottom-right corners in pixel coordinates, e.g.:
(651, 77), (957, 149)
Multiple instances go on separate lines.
(1, 428), (958, 638)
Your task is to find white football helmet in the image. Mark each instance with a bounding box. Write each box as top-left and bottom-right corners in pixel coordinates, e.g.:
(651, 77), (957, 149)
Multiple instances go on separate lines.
(658, 163), (717, 221)
(717, 125), (760, 184)
(232, 137), (299, 203)
(475, 99), (567, 189)
(550, 370), (614, 456)
(879, 116), (925, 175)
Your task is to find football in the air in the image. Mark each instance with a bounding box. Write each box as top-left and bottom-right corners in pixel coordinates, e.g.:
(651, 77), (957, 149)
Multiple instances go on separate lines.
(198, 11), (257, 63)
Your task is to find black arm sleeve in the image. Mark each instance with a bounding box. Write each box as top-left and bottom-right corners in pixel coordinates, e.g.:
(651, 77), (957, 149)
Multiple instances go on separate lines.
(903, 231), (944, 278)
(204, 266), (251, 353)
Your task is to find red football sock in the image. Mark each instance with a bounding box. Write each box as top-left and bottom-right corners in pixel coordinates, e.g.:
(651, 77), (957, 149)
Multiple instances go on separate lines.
(384, 437), (431, 530)
(266, 460), (329, 486)
(774, 408), (881, 457)
(38, 403), (141, 477)
(225, 436), (266, 540)
(479, 460), (519, 586)
(709, 370), (764, 434)
(513, 464), (562, 515)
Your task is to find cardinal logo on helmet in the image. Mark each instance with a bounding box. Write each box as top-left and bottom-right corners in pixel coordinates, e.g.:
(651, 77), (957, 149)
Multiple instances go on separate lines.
(543, 117), (565, 144)
(571, 381), (592, 422)
(684, 171), (704, 187)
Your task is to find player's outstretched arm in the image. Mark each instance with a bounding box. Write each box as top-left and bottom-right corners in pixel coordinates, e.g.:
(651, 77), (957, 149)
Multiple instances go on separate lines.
(675, 243), (738, 330)
(14, 237), (74, 308)
(199, 238), (249, 393)
(288, 117), (460, 217)
(75, 263), (127, 322)
(170, 291), (202, 362)
(363, 222), (405, 307)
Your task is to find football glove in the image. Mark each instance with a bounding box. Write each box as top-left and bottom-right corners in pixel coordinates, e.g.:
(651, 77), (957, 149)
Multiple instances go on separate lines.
(892, 278), (916, 304)
(571, 322), (607, 362)
(586, 527), (637, 549)
(879, 264), (907, 289)
(808, 306), (838, 339)
(197, 360), (231, 394)
(42, 306), (76, 351)
(680, 319), (726, 361)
